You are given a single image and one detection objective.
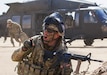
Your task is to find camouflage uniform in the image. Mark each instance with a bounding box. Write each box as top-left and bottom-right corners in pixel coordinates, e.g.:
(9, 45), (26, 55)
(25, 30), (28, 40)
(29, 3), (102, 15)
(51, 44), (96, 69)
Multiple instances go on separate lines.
(11, 35), (73, 75)
(7, 19), (29, 47)
(91, 61), (107, 75)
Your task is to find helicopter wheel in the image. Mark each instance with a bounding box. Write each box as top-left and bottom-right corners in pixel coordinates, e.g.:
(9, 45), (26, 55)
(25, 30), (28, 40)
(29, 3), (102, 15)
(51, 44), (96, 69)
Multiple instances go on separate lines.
(84, 39), (94, 46)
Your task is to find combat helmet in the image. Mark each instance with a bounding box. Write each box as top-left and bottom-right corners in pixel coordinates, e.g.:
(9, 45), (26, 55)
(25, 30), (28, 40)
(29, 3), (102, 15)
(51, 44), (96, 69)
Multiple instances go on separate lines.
(43, 12), (65, 36)
(7, 19), (13, 24)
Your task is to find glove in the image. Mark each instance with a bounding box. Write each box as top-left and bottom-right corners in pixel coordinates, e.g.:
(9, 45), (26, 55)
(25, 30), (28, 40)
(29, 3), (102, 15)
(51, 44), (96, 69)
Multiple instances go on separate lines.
(22, 39), (34, 51)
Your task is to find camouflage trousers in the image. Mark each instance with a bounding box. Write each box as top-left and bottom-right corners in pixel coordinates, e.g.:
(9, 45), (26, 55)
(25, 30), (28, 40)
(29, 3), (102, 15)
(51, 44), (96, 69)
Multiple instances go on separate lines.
(9, 32), (29, 47)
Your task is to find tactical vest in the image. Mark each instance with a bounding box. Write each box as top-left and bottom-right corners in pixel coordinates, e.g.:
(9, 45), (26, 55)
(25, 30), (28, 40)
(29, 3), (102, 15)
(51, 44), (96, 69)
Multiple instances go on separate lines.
(16, 36), (67, 75)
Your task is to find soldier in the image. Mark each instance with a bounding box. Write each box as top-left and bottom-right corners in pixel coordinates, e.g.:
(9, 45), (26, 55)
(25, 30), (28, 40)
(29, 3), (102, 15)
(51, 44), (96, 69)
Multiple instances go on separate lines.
(7, 19), (29, 47)
(11, 12), (73, 75)
(91, 61), (107, 75)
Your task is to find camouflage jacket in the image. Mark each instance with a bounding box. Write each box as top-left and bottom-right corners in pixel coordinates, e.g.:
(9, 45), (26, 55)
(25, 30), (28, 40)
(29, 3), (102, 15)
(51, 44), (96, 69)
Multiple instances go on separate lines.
(7, 22), (22, 37)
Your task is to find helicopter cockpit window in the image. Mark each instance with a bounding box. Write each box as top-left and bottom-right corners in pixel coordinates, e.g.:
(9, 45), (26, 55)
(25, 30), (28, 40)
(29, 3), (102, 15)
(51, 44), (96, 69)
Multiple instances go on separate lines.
(22, 15), (31, 29)
(84, 11), (97, 23)
(12, 16), (21, 24)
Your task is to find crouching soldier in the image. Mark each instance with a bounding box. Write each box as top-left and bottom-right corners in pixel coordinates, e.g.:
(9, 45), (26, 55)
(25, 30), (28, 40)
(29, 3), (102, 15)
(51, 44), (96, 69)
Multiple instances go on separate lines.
(7, 19), (29, 47)
(11, 12), (73, 75)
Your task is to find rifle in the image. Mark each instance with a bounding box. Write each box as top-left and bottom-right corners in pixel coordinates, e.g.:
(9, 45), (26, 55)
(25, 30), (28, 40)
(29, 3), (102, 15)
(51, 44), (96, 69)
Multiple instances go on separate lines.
(63, 52), (103, 62)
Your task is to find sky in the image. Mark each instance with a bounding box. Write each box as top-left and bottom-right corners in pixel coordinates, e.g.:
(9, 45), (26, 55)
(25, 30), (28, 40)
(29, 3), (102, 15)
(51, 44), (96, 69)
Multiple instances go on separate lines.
(0, 0), (107, 15)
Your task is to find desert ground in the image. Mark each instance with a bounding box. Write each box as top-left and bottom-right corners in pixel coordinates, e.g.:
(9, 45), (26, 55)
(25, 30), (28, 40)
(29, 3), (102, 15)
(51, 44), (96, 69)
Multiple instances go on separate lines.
(0, 37), (107, 75)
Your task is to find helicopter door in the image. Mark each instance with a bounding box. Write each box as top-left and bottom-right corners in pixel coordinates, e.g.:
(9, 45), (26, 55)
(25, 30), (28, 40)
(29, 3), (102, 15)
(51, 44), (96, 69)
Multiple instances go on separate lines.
(82, 10), (102, 37)
(65, 11), (83, 39)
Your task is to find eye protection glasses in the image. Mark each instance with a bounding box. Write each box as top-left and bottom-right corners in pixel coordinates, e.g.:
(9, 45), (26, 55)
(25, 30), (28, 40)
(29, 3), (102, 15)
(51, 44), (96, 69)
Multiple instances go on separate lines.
(45, 28), (58, 33)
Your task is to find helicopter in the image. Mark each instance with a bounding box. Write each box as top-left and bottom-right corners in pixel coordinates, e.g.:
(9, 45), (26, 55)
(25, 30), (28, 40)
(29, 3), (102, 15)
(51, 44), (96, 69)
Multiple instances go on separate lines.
(1, 0), (107, 46)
